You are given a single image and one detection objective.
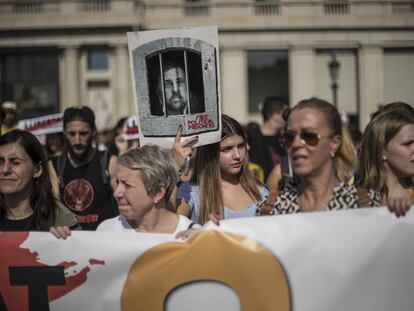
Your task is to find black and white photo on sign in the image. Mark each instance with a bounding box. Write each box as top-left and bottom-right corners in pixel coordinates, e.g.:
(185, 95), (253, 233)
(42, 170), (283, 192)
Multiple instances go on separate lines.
(127, 26), (221, 148)
(147, 50), (205, 117)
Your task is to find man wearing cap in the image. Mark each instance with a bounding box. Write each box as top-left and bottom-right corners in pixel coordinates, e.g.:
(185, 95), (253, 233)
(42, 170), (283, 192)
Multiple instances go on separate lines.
(0, 101), (19, 135)
(49, 106), (118, 230)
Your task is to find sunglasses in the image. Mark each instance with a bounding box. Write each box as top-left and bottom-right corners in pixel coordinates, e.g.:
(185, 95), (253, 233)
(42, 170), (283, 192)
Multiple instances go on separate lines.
(282, 129), (331, 148)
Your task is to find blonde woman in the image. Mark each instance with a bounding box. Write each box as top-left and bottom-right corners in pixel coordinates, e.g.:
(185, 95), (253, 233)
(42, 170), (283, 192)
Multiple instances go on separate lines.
(259, 98), (379, 215)
(97, 144), (195, 233)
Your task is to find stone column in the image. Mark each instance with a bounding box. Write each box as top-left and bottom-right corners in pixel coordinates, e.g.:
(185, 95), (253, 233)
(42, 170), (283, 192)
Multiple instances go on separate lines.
(60, 46), (80, 110)
(358, 46), (384, 130)
(114, 44), (134, 118)
(220, 49), (248, 123)
(289, 46), (316, 106)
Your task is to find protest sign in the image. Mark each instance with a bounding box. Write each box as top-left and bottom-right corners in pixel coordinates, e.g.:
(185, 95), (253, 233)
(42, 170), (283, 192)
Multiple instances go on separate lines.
(120, 116), (139, 141)
(127, 26), (221, 148)
(18, 113), (63, 136)
(1, 208), (413, 311)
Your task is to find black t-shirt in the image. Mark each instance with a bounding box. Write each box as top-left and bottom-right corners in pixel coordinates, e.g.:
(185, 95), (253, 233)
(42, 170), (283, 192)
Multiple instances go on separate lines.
(0, 215), (35, 231)
(52, 150), (118, 230)
(247, 127), (286, 180)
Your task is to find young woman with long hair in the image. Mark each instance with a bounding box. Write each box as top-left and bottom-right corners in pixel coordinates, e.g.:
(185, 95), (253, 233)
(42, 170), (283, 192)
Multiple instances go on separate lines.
(177, 114), (268, 225)
(357, 102), (414, 216)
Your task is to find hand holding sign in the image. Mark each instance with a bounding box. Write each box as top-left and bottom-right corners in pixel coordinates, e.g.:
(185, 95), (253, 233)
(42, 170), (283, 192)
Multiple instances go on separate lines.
(171, 124), (198, 172)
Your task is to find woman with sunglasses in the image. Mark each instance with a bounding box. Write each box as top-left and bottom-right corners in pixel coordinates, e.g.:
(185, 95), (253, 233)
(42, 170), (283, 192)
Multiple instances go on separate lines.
(176, 114), (268, 224)
(0, 130), (80, 232)
(357, 102), (414, 217)
(266, 121), (357, 194)
(259, 97), (377, 215)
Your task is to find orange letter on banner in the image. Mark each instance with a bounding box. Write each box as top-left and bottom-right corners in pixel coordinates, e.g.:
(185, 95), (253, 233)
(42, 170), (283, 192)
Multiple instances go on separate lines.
(121, 231), (290, 311)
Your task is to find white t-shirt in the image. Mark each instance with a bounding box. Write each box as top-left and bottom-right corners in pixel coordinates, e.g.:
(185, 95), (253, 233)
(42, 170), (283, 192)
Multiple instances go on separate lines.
(97, 214), (195, 236)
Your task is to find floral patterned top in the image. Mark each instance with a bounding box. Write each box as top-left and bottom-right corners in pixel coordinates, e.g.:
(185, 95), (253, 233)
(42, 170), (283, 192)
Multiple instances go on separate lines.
(257, 178), (381, 215)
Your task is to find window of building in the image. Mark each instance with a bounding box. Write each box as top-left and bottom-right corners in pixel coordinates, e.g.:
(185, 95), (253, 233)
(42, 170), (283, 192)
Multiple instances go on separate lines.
(247, 50), (289, 113)
(87, 49), (109, 70)
(384, 48), (414, 104)
(391, 2), (414, 14)
(80, 0), (109, 12)
(323, 0), (350, 15)
(184, 0), (210, 16)
(255, 0), (279, 16)
(0, 51), (59, 119)
(13, 0), (44, 14)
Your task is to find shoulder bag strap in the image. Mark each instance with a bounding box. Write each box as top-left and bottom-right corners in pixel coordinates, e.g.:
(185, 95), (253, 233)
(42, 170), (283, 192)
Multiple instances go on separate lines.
(99, 150), (110, 185)
(356, 186), (373, 207)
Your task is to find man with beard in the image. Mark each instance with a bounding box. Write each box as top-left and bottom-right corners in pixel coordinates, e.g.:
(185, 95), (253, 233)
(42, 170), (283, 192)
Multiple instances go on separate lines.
(158, 60), (189, 116)
(149, 51), (205, 117)
(49, 106), (118, 230)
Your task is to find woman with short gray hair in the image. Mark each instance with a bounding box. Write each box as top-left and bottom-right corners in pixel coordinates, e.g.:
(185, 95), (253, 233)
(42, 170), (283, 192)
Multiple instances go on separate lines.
(97, 144), (195, 234)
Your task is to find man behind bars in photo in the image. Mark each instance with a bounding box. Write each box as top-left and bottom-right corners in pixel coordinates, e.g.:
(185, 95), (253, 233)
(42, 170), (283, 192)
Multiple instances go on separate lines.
(160, 60), (188, 115)
(150, 53), (205, 116)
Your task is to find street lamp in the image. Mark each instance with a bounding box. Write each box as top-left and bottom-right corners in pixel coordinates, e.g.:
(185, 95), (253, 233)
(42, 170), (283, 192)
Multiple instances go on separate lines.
(328, 51), (340, 107)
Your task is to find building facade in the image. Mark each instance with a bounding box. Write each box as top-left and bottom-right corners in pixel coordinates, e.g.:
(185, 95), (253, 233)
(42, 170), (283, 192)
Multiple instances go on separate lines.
(0, 0), (413, 130)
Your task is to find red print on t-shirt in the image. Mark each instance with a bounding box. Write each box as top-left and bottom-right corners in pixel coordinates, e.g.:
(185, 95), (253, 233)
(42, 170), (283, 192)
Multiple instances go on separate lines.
(63, 179), (94, 212)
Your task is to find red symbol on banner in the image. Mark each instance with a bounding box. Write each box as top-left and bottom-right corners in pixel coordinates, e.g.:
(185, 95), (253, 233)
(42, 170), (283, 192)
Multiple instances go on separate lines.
(0, 232), (105, 311)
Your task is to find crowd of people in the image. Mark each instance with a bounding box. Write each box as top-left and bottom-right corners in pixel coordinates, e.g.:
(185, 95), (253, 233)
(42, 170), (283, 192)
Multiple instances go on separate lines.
(0, 98), (413, 238)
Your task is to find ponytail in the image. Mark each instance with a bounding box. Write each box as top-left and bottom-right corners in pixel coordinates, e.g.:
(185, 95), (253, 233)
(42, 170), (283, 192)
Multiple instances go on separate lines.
(335, 125), (357, 183)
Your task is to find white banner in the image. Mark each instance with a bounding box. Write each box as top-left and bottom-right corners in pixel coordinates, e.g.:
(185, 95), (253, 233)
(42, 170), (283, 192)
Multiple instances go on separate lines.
(1, 207), (413, 311)
(18, 113), (63, 136)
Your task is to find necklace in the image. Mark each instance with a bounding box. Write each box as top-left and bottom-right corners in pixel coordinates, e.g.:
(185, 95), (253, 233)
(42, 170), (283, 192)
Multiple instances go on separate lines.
(67, 149), (96, 168)
(7, 208), (33, 220)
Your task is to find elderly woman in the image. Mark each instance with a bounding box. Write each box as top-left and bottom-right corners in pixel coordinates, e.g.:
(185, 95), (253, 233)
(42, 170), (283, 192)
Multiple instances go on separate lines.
(357, 102), (414, 216)
(258, 98), (379, 215)
(0, 130), (79, 231)
(97, 144), (195, 233)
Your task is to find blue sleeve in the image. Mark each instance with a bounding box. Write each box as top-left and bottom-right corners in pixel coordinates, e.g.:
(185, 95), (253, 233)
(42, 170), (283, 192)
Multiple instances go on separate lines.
(176, 182), (196, 203)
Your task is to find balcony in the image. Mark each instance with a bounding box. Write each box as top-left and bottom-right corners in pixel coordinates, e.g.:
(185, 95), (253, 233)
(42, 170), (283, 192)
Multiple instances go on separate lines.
(0, 0), (412, 31)
(144, 0), (414, 30)
(324, 1), (350, 15)
(0, 0), (142, 29)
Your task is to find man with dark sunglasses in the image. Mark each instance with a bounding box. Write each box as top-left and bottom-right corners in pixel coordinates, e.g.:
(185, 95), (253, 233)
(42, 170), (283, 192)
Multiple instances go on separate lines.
(246, 97), (288, 181)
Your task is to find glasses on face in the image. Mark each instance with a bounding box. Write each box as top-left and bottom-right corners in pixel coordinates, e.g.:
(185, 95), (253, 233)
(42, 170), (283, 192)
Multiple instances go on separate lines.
(282, 129), (330, 148)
